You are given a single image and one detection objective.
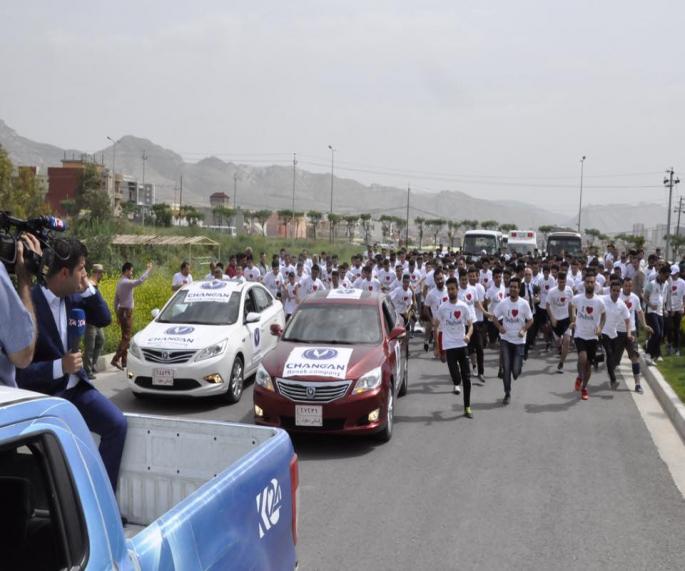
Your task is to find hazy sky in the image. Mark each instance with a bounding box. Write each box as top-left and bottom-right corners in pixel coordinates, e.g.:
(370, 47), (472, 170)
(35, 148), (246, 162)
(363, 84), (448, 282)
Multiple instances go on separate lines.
(1, 0), (683, 212)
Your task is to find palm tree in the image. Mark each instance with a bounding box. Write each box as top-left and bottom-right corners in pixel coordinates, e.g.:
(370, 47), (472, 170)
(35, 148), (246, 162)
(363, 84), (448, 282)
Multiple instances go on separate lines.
(584, 228), (601, 246)
(342, 214), (359, 240)
(499, 223), (517, 233)
(481, 219), (499, 230)
(253, 209), (272, 236)
(378, 215), (394, 242)
(328, 213), (342, 241)
(426, 219), (445, 246)
(307, 210), (323, 240)
(277, 209), (292, 236)
(447, 220), (461, 248)
(414, 216), (426, 248)
(359, 213), (373, 244)
(538, 225), (555, 240)
(462, 219), (479, 230)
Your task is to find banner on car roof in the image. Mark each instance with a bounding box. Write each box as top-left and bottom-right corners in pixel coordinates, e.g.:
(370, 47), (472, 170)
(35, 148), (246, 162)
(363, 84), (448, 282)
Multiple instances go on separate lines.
(283, 347), (354, 379)
(327, 288), (363, 300)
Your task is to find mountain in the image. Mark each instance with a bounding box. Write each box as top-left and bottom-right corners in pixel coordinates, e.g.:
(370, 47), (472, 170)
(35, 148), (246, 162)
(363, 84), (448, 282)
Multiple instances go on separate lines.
(0, 119), (666, 233)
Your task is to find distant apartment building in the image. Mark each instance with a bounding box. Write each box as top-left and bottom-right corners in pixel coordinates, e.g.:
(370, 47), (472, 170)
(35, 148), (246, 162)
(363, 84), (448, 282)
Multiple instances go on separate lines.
(209, 192), (231, 208)
(632, 223), (645, 236)
(47, 157), (106, 215)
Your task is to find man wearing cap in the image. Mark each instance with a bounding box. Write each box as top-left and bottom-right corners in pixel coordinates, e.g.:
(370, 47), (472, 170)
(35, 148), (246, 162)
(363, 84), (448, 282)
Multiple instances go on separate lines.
(83, 264), (105, 379)
(665, 264), (685, 356)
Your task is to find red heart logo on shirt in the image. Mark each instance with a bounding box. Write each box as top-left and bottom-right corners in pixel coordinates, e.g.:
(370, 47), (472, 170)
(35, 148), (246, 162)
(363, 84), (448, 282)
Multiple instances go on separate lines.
(313, 285), (318, 291)
(560, 297), (566, 303)
(512, 309), (519, 317)
(626, 301), (632, 309)
(386, 276), (391, 281)
(673, 286), (677, 292)
(586, 306), (593, 315)
(466, 293), (472, 301)
(483, 279), (488, 285)
(368, 286), (373, 291)
(454, 310), (461, 319)
(404, 296), (409, 302)
(498, 293), (503, 300)
(545, 285), (550, 290)
(442, 296), (448, 302)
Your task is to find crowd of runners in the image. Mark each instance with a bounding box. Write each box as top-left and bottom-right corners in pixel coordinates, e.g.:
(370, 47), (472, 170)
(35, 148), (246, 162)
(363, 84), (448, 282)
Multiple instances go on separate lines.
(174, 241), (685, 420)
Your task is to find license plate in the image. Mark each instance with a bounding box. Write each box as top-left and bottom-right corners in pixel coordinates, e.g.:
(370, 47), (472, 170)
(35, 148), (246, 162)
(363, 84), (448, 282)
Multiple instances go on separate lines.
(295, 405), (323, 427)
(152, 368), (174, 386)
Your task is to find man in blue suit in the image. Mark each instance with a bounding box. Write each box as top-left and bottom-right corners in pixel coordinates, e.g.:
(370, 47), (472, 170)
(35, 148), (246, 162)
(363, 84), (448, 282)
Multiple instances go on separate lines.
(16, 238), (127, 493)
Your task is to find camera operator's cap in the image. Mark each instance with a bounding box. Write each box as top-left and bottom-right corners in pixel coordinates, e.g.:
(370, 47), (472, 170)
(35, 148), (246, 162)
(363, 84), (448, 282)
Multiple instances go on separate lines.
(92, 264), (104, 272)
(671, 264), (680, 275)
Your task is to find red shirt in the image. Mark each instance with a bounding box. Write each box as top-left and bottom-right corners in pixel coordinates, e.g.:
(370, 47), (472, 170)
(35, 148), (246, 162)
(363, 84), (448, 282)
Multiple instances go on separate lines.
(225, 264), (237, 278)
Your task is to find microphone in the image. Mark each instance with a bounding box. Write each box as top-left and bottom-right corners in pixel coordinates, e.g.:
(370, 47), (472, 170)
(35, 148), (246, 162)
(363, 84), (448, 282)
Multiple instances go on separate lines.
(67, 308), (86, 353)
(29, 215), (67, 232)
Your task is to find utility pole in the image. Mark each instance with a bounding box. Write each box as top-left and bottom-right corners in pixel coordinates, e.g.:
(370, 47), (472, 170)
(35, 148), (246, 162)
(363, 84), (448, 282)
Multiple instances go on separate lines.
(405, 184), (410, 247)
(328, 145), (335, 242)
(577, 155), (586, 234)
(291, 153), (297, 239)
(663, 168), (680, 261)
(675, 196), (684, 258)
(179, 175), (183, 219)
(233, 170), (239, 210)
(106, 136), (117, 209)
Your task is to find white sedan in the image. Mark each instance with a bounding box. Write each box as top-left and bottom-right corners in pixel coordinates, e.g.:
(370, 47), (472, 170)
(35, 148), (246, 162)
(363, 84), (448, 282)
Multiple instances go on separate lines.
(126, 279), (285, 402)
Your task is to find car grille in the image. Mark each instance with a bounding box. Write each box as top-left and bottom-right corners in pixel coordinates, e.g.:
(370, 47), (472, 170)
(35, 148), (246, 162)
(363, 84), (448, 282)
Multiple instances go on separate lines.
(142, 349), (196, 364)
(275, 379), (351, 403)
(134, 377), (201, 391)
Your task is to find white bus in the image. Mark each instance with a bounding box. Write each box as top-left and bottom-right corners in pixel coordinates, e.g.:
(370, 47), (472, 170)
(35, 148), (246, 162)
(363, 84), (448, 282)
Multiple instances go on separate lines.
(546, 231), (583, 257)
(507, 230), (538, 256)
(462, 230), (504, 257)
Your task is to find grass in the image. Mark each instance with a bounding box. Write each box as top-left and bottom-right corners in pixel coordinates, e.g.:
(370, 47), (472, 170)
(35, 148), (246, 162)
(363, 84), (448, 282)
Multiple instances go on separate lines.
(656, 354), (685, 404)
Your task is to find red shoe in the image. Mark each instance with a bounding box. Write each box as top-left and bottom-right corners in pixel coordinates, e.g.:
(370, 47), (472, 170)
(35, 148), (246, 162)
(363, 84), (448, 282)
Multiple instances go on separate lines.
(575, 377), (582, 391)
(581, 388), (589, 400)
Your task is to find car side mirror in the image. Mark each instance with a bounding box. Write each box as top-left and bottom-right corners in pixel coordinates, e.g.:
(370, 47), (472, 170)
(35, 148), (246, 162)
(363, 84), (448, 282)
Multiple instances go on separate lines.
(270, 323), (284, 336)
(245, 311), (260, 324)
(388, 325), (406, 340)
(151, 308), (160, 319)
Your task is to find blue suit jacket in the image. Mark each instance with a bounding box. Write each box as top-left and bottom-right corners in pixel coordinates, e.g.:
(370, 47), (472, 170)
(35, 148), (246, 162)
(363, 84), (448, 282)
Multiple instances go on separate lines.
(16, 285), (112, 395)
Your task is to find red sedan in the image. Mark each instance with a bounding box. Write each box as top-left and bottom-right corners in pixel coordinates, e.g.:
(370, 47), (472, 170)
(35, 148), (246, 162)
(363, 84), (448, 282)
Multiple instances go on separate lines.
(253, 289), (409, 441)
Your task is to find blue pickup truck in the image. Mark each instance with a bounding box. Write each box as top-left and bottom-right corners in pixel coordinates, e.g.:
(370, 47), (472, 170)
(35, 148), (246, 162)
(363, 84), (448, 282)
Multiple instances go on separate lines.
(0, 386), (299, 570)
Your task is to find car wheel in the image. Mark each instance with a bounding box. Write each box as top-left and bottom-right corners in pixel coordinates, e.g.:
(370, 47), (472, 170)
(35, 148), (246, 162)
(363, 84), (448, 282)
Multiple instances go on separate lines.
(224, 356), (244, 403)
(375, 383), (394, 442)
(398, 355), (408, 397)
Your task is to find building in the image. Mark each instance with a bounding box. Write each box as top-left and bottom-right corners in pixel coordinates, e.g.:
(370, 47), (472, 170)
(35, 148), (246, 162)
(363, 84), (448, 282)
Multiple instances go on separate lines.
(209, 192), (231, 208)
(632, 223), (645, 236)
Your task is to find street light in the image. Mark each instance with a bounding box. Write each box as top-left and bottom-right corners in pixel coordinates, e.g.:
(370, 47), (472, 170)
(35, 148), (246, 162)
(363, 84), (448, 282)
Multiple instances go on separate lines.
(328, 145), (335, 242)
(577, 155), (586, 234)
(663, 168), (680, 261)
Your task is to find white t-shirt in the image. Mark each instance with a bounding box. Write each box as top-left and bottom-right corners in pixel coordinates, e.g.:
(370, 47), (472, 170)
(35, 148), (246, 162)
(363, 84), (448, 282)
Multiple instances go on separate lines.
(479, 269), (493, 289)
(244, 267), (262, 282)
(494, 297), (533, 345)
(485, 283), (506, 316)
(601, 296), (630, 339)
(644, 279), (667, 315)
(618, 292), (641, 333)
(378, 269), (395, 290)
(425, 286), (449, 317)
(471, 282), (486, 322)
(572, 294), (606, 340)
(668, 278), (685, 312)
(424, 270), (436, 290)
(457, 285), (478, 322)
(301, 276), (326, 297)
(568, 271), (583, 293)
(407, 269), (422, 292)
(283, 282), (300, 314)
(545, 285), (574, 321)
(172, 272), (193, 288)
(263, 271), (283, 298)
(353, 277), (381, 293)
(536, 275), (557, 307)
(436, 299), (472, 350)
(390, 286), (414, 315)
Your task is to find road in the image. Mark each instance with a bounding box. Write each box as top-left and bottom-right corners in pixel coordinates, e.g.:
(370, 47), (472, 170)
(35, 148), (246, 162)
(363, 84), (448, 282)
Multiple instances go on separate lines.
(96, 340), (685, 570)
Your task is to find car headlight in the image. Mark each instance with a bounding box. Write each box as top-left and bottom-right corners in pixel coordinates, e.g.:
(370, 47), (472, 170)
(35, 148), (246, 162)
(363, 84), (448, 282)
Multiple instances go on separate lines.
(255, 364), (275, 391)
(129, 340), (142, 359)
(194, 339), (229, 362)
(354, 367), (383, 394)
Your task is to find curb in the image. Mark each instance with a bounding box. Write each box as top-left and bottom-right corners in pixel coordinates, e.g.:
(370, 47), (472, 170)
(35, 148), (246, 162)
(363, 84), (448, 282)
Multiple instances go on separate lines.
(640, 356), (685, 445)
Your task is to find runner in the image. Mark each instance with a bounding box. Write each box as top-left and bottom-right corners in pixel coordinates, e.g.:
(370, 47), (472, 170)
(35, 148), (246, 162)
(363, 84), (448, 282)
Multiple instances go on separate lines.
(263, 261), (283, 299)
(601, 280), (632, 390)
(353, 266), (381, 293)
(535, 263), (556, 351)
(570, 272), (606, 400)
(467, 267), (489, 381)
(434, 277), (474, 418)
(301, 264), (326, 297)
(545, 271), (574, 373)
(282, 271), (301, 321)
(665, 264), (685, 356)
(390, 274), (416, 327)
(617, 276), (653, 394)
(423, 268), (448, 353)
(643, 265), (670, 365)
(244, 256), (262, 282)
(493, 276), (534, 405)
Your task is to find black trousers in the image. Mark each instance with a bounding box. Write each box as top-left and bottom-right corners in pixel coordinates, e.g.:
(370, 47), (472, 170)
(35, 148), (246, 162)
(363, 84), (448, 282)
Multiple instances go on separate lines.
(600, 334), (621, 383)
(665, 311), (682, 351)
(445, 347), (471, 407)
(646, 313), (664, 359)
(468, 322), (485, 375)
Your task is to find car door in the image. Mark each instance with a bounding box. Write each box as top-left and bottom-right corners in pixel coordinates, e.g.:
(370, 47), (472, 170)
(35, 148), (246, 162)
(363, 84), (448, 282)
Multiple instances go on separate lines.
(243, 287), (261, 370)
(381, 300), (403, 394)
(251, 285), (281, 355)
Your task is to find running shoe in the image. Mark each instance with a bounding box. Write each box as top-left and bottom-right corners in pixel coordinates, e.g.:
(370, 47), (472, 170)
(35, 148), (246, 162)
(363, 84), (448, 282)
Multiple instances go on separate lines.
(581, 388), (589, 400)
(453, 385), (462, 395)
(497, 368), (503, 379)
(610, 380), (619, 390)
(556, 363), (564, 374)
(503, 394), (510, 405)
(575, 377), (582, 391)
(645, 357), (656, 366)
(424, 342), (429, 352)
(477, 374), (486, 382)
(635, 384), (644, 394)
(464, 407), (473, 419)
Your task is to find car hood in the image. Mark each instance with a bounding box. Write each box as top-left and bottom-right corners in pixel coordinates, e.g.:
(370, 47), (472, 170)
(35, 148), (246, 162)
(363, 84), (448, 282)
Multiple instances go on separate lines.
(133, 321), (234, 350)
(262, 341), (383, 381)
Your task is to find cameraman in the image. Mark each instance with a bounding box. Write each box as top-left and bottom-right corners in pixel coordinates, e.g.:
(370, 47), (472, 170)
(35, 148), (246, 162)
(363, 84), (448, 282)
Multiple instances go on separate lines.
(0, 234), (41, 387)
(15, 237), (126, 494)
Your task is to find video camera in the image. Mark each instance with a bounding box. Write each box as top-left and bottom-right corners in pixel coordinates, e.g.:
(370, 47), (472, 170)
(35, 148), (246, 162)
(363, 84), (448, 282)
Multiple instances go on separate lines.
(0, 212), (67, 284)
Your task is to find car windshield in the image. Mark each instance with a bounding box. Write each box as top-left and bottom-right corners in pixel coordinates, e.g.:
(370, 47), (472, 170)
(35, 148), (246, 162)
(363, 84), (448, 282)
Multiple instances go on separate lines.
(283, 304), (382, 344)
(463, 235), (498, 255)
(157, 290), (241, 325)
(508, 243), (536, 255)
(548, 237), (582, 256)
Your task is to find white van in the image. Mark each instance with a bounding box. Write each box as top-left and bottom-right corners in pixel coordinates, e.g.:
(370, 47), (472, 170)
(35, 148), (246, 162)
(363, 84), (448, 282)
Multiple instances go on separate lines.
(507, 230), (538, 256)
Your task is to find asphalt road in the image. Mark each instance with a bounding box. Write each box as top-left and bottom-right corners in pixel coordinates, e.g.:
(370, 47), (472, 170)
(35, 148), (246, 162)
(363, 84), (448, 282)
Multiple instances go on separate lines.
(96, 341), (685, 571)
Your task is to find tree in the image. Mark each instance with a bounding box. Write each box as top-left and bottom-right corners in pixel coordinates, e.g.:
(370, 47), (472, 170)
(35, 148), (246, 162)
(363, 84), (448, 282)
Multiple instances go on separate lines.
(151, 203), (172, 227)
(76, 163), (112, 222)
(499, 223), (517, 233)
(624, 234), (646, 250)
(584, 228), (602, 246)
(327, 213), (341, 241)
(481, 219), (499, 230)
(277, 209), (293, 235)
(538, 225), (555, 240)
(212, 206), (235, 227)
(342, 214), (359, 240)
(253, 209), (272, 236)
(359, 213), (373, 244)
(179, 205), (204, 226)
(394, 217), (407, 243)
(447, 220), (462, 248)
(0, 146), (47, 218)
(378, 215), (394, 241)
(461, 219), (479, 230)
(670, 234), (685, 257)
(307, 210), (323, 240)
(414, 217), (426, 248)
(426, 219), (445, 246)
